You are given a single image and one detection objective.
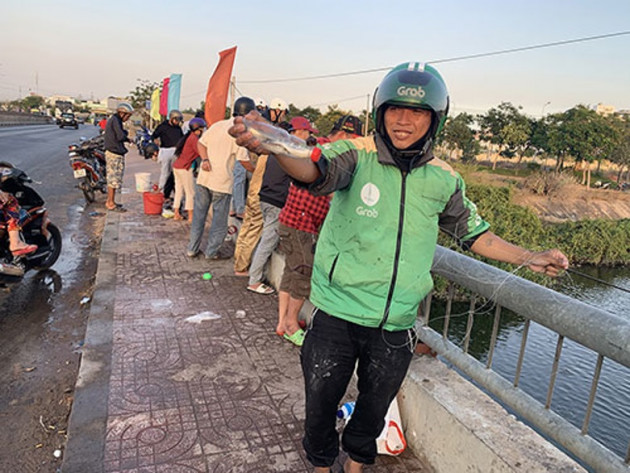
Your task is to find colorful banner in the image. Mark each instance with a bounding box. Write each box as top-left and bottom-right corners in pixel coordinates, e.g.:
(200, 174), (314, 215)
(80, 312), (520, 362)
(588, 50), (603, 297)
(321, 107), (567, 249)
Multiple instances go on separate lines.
(159, 77), (170, 116)
(167, 73), (182, 114)
(204, 46), (237, 127)
(150, 88), (161, 121)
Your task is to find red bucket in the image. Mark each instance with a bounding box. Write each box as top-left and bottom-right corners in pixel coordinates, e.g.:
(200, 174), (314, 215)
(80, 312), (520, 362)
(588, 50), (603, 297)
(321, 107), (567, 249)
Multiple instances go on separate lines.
(143, 191), (164, 215)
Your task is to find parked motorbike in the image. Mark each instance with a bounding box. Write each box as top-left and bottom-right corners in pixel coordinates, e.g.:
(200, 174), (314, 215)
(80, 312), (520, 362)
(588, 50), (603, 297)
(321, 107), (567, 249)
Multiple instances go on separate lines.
(135, 125), (153, 158)
(68, 135), (107, 203)
(0, 163), (62, 283)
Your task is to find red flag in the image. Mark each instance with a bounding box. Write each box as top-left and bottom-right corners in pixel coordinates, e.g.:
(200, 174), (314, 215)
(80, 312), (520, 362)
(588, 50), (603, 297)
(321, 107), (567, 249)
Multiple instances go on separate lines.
(159, 77), (170, 116)
(204, 46), (237, 127)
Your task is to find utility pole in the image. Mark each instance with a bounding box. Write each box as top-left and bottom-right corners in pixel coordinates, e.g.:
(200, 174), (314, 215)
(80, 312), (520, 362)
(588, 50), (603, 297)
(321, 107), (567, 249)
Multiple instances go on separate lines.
(229, 76), (236, 117)
(541, 101), (551, 117)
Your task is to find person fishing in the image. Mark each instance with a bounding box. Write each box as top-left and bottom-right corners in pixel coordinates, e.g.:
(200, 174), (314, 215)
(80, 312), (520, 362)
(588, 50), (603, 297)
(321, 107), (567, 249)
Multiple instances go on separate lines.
(230, 61), (569, 473)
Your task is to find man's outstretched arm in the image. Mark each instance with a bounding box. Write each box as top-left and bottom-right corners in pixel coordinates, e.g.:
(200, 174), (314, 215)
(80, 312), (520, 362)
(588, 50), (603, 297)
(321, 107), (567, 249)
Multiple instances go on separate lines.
(229, 112), (321, 183)
(470, 231), (569, 277)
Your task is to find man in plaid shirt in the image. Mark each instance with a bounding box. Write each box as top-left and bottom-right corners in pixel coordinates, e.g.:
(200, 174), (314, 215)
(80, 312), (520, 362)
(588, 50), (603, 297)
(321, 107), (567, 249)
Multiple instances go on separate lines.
(276, 115), (364, 346)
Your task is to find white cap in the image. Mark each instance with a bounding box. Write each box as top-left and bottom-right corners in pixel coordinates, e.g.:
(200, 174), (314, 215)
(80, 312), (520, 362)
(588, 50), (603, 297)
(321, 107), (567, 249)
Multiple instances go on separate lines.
(254, 97), (267, 108)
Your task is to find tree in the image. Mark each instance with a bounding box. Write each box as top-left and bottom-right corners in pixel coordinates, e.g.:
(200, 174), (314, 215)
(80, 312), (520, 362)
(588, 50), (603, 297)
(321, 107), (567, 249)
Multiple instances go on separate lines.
(128, 79), (159, 116)
(287, 104), (323, 129)
(359, 109), (374, 135)
(551, 106), (619, 188)
(183, 103), (204, 116)
(609, 116), (630, 184)
(529, 117), (550, 164)
(543, 113), (571, 171)
(295, 106), (322, 126)
(22, 95), (45, 111)
(284, 104), (368, 137)
(440, 112), (480, 162)
(315, 105), (370, 136)
(478, 102), (531, 169)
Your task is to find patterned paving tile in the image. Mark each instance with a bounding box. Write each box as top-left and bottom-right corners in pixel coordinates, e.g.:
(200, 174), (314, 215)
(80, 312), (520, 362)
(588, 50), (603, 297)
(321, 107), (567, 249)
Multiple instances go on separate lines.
(102, 192), (428, 472)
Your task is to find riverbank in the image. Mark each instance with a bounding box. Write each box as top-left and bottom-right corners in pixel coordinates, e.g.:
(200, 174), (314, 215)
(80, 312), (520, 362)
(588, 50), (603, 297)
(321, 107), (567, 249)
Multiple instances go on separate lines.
(471, 171), (630, 222)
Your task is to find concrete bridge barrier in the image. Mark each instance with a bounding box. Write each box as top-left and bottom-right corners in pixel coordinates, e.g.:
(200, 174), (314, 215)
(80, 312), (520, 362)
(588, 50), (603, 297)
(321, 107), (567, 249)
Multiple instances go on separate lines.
(0, 111), (54, 126)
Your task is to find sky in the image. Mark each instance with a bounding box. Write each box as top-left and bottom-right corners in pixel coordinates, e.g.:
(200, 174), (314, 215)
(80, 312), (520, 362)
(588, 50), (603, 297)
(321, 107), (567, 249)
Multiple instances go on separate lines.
(1, 0), (629, 118)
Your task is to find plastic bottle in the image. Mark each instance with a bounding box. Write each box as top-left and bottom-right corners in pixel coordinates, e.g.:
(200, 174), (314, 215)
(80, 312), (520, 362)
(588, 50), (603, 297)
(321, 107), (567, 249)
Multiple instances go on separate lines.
(336, 401), (355, 420)
(241, 118), (321, 161)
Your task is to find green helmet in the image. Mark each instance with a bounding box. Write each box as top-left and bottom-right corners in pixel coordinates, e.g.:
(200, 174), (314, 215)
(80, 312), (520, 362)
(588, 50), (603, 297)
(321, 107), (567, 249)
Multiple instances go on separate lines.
(373, 62), (449, 139)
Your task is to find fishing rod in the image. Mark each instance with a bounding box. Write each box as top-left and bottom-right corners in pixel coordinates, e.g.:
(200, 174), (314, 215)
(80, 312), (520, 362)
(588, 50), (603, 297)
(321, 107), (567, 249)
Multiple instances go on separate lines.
(566, 267), (630, 295)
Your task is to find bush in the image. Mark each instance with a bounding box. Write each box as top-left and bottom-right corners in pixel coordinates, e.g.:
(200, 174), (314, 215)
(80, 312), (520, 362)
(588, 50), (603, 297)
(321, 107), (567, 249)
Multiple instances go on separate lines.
(526, 162), (542, 171)
(521, 170), (576, 196)
(438, 184), (630, 289)
(547, 219), (630, 265)
(466, 185), (545, 248)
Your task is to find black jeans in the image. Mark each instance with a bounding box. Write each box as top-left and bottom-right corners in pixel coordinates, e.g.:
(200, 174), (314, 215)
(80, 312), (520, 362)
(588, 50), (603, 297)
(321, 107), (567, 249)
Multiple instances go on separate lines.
(164, 171), (175, 200)
(300, 309), (415, 467)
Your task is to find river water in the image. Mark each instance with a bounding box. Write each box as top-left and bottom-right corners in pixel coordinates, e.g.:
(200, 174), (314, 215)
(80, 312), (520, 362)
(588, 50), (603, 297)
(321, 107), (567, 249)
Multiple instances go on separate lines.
(428, 265), (630, 463)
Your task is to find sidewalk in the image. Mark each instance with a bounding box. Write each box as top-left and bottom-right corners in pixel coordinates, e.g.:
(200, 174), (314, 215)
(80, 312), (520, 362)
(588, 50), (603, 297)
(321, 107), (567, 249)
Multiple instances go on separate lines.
(62, 150), (428, 473)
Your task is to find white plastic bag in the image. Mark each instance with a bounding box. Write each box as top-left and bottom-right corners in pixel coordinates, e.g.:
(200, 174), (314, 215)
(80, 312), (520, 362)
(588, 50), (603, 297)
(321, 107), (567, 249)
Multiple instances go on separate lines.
(376, 397), (406, 456)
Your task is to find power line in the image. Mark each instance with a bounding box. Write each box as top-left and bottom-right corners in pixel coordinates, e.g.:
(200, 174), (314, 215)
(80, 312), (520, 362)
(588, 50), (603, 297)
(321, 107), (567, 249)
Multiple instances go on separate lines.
(239, 31), (630, 84)
(310, 94), (368, 108)
(233, 83), (246, 97)
(240, 65), (389, 84)
(431, 30), (630, 65)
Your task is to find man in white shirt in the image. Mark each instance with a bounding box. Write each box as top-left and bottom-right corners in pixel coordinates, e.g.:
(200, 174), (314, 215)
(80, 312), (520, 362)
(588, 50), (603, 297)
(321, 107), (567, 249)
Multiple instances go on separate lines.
(186, 97), (256, 259)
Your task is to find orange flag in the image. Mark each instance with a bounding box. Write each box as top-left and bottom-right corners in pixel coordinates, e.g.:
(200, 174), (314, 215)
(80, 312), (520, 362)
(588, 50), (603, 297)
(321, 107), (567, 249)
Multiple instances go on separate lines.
(204, 46), (237, 127)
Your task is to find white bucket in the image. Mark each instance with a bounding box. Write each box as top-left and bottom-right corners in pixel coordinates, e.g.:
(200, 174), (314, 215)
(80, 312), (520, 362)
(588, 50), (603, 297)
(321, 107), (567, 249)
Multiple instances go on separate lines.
(135, 172), (151, 192)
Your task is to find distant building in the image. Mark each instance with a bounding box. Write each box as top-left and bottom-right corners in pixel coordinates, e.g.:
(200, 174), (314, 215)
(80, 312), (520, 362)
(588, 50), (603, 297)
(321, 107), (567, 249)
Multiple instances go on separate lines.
(107, 96), (128, 113)
(594, 103), (615, 117)
(46, 95), (73, 107)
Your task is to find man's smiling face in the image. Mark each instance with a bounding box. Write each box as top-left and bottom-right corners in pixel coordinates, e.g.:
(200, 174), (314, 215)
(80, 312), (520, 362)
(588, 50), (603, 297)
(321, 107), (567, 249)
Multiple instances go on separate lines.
(384, 105), (432, 150)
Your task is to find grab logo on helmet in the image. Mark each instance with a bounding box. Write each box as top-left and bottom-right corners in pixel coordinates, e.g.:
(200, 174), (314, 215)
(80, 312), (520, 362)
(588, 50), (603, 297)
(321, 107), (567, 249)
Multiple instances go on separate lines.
(397, 85), (426, 98)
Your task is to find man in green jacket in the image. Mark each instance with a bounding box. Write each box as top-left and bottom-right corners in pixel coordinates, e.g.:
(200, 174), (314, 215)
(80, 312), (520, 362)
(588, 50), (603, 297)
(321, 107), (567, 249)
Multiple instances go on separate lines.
(230, 62), (568, 473)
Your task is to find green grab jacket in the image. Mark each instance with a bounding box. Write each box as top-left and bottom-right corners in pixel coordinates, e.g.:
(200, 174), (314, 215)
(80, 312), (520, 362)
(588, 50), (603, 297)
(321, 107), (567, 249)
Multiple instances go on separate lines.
(308, 133), (490, 331)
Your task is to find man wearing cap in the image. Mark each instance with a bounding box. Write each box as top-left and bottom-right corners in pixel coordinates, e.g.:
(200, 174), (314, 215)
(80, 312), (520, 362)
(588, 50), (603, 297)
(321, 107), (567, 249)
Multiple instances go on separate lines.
(230, 62), (568, 473)
(329, 115), (364, 141)
(275, 116), (363, 347)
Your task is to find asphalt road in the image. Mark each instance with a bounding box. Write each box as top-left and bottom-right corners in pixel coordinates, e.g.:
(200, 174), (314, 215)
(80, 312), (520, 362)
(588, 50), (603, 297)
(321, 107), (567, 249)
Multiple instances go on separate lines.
(0, 123), (106, 472)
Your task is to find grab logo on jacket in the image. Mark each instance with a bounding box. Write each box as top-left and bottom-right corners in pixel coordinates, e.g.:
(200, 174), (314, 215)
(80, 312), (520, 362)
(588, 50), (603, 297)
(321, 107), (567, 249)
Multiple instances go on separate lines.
(357, 182), (380, 218)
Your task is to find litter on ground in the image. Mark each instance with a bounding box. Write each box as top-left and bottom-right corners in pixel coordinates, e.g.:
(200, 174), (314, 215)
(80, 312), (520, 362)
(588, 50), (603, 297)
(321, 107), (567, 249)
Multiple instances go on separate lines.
(185, 312), (222, 324)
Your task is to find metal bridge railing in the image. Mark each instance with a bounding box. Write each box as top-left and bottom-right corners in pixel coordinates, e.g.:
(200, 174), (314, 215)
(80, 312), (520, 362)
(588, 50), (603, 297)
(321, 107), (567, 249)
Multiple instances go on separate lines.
(418, 245), (630, 473)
